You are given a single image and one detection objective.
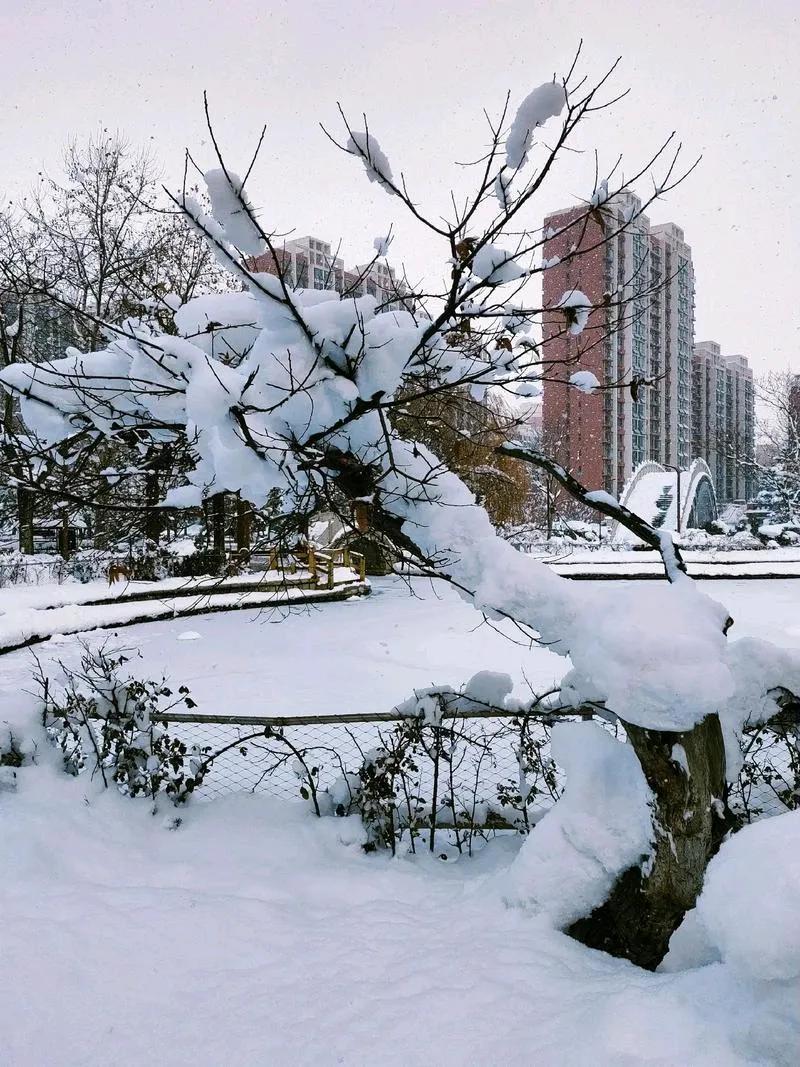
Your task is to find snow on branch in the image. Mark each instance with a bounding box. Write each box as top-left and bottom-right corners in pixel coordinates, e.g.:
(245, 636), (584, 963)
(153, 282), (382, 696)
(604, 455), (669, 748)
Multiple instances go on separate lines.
(203, 169), (266, 256)
(569, 370), (600, 394)
(554, 289), (592, 336)
(498, 441), (694, 587)
(505, 81), (567, 170)
(346, 130), (396, 195)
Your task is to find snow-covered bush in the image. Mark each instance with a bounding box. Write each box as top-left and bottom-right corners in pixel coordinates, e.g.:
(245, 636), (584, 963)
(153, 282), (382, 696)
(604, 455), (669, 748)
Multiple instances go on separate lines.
(318, 674), (566, 855)
(36, 643), (208, 807)
(0, 551), (67, 587)
(730, 715), (799, 822)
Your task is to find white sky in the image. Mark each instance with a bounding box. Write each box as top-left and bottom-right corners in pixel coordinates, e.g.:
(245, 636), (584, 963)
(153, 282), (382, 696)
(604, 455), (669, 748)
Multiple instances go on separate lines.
(1, 0), (798, 376)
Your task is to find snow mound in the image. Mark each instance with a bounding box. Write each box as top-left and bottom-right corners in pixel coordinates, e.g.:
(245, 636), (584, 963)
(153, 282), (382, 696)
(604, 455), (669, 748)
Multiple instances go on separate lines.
(505, 721), (653, 926)
(696, 809), (800, 980)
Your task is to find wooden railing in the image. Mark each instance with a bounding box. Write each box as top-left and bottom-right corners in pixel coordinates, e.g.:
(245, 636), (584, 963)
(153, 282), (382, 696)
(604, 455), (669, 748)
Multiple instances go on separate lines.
(266, 545), (366, 587)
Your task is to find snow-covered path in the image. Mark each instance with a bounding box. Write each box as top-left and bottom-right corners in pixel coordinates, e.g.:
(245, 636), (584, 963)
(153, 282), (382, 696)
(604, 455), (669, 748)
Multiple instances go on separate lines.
(0, 570), (366, 654)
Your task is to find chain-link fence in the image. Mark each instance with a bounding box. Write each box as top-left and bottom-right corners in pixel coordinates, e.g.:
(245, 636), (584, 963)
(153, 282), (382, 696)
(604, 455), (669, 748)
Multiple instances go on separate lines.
(154, 710), (569, 837)
(152, 708), (799, 842)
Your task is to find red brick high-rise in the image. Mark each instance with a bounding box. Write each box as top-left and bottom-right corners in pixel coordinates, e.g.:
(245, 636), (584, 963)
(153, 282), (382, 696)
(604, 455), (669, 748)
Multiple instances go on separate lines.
(541, 192), (696, 499)
(540, 207), (607, 490)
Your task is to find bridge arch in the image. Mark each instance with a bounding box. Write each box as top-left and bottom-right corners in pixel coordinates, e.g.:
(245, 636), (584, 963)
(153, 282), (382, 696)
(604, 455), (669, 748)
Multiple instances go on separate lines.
(613, 459), (718, 542)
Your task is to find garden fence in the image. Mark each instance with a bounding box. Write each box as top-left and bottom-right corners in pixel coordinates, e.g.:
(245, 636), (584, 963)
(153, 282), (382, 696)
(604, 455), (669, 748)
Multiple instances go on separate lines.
(148, 707), (798, 845)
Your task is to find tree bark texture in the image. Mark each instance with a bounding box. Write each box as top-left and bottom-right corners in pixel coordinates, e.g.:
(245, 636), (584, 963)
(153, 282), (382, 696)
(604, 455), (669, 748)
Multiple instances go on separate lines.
(235, 495), (251, 554)
(17, 486), (34, 554)
(568, 713), (732, 970)
(206, 492), (225, 558)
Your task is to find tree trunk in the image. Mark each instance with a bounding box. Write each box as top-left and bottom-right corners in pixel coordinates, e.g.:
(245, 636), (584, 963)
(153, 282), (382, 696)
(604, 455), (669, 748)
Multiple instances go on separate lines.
(568, 713), (732, 970)
(17, 487), (34, 554)
(235, 495), (251, 555)
(210, 492), (226, 559)
(144, 471), (163, 543)
(58, 513), (71, 561)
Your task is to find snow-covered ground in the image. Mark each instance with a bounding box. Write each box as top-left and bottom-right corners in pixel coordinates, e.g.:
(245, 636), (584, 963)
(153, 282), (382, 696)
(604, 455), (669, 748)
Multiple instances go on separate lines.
(1, 576), (799, 1065)
(2, 754), (798, 1066)
(1, 575), (798, 719)
(0, 569), (365, 653)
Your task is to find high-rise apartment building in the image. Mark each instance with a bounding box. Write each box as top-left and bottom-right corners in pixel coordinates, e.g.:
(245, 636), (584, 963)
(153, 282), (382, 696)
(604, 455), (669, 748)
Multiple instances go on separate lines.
(542, 192), (695, 497)
(249, 236), (409, 310)
(541, 193), (753, 504)
(692, 341), (755, 501)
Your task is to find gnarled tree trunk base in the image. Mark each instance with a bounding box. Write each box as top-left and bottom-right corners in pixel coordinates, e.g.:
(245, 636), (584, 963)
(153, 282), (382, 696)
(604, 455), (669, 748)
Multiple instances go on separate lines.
(568, 713), (732, 970)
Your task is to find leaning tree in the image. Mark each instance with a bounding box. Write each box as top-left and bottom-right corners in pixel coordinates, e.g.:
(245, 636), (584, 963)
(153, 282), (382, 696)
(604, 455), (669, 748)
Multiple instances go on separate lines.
(3, 53), (799, 968)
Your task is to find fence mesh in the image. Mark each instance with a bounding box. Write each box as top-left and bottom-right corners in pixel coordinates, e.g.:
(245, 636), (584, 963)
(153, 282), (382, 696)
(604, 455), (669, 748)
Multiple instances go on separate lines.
(156, 710), (798, 833)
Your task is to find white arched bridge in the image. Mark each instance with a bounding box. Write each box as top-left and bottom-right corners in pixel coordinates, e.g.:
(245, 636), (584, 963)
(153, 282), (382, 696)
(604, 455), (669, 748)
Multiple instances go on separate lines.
(612, 459), (718, 544)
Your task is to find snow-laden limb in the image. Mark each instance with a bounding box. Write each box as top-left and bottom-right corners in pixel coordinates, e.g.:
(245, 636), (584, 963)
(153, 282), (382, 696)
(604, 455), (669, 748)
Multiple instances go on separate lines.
(391, 669), (517, 725)
(346, 130), (395, 194)
(569, 369), (600, 394)
(373, 233), (393, 256)
(504, 721), (654, 927)
(505, 81), (567, 169)
(585, 489), (618, 508)
(204, 169), (266, 255)
(383, 442), (747, 735)
(695, 809), (800, 980)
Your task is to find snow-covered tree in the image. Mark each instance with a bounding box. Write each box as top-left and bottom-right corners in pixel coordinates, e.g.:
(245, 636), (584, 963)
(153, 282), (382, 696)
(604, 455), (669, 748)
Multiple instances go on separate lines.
(0, 132), (233, 551)
(749, 370), (800, 532)
(3, 60), (799, 968)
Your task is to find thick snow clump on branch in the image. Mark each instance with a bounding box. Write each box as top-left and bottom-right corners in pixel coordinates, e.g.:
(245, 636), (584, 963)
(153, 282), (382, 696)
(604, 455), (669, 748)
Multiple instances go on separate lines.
(569, 369), (600, 393)
(554, 289), (592, 335)
(347, 131), (395, 193)
(470, 244), (527, 285)
(204, 169), (266, 256)
(505, 81), (567, 169)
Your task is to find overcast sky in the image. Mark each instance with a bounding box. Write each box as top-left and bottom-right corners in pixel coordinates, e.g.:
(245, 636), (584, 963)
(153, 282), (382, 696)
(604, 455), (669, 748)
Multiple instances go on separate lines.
(1, 0), (798, 376)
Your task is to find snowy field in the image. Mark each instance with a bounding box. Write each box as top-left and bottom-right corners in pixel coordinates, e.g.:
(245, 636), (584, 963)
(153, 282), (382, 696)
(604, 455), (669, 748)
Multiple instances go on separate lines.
(0, 575), (796, 719)
(1, 577), (799, 1066)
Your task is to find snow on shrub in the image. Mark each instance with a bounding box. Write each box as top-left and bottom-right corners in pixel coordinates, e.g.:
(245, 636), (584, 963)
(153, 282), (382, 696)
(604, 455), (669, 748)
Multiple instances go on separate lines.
(36, 642), (208, 807)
